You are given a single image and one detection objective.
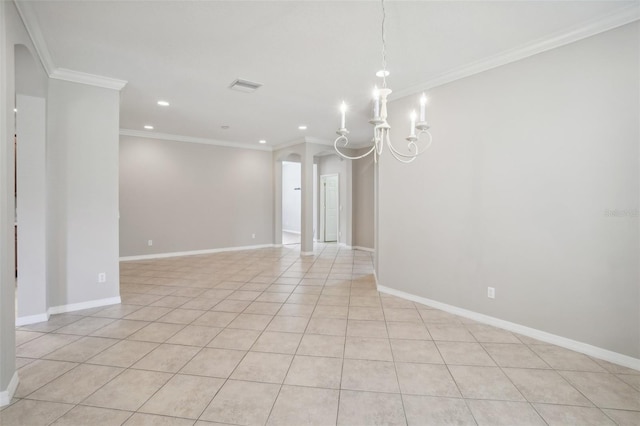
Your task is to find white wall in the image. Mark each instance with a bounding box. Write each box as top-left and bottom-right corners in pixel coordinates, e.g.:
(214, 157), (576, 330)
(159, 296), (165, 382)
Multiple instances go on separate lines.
(120, 136), (274, 256)
(47, 79), (121, 308)
(282, 161), (301, 234)
(378, 23), (639, 358)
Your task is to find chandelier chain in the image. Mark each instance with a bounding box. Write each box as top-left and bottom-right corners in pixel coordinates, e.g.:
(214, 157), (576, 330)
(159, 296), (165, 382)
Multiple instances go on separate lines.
(380, 0), (388, 88)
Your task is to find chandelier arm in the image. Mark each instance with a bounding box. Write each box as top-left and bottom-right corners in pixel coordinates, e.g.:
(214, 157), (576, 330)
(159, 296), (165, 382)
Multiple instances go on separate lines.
(334, 135), (377, 160)
(387, 144), (418, 163)
(386, 130), (433, 158)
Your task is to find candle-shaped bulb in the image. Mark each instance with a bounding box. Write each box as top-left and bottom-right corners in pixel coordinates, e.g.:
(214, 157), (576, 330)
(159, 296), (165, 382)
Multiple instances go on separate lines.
(419, 93), (427, 122)
(373, 86), (380, 118)
(410, 110), (417, 137)
(340, 101), (347, 129)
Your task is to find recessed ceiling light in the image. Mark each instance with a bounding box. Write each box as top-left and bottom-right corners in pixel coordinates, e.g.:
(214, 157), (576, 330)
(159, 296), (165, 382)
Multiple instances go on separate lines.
(221, 125), (230, 130)
(259, 140), (267, 144)
(375, 70), (390, 78)
(298, 125), (307, 130)
(13, 108), (17, 112)
(144, 125), (154, 130)
(157, 100), (170, 106)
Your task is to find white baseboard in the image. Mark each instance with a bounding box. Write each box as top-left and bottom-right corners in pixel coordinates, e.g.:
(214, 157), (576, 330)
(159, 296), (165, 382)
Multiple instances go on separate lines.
(119, 244), (275, 261)
(48, 296), (121, 315)
(377, 284), (640, 372)
(16, 312), (50, 326)
(282, 229), (301, 235)
(353, 246), (374, 252)
(0, 371), (19, 407)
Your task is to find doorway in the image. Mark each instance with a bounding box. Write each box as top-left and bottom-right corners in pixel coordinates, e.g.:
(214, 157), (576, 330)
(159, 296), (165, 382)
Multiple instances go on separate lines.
(320, 174), (339, 242)
(281, 160), (301, 245)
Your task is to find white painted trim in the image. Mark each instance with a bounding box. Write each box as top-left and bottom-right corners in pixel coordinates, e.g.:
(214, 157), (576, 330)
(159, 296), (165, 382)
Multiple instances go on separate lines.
(0, 371), (19, 407)
(47, 296), (121, 315)
(392, 3), (640, 100)
(273, 244), (284, 248)
(120, 129), (271, 152)
(353, 246), (374, 253)
(120, 244), (275, 261)
(273, 138), (306, 151)
(50, 68), (127, 91)
(16, 312), (49, 326)
(282, 229), (301, 235)
(320, 174), (339, 243)
(377, 284), (640, 372)
(14, 0), (55, 75)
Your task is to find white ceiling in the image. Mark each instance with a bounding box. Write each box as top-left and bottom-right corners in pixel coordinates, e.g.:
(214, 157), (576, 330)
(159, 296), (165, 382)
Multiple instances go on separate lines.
(19, 0), (639, 148)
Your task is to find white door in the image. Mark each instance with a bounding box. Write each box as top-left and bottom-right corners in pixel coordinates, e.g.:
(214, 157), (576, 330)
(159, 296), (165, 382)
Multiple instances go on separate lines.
(321, 174), (339, 242)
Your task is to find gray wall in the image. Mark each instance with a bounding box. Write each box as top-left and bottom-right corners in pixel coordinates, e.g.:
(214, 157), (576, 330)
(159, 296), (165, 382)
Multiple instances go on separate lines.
(378, 23), (639, 358)
(352, 149), (374, 249)
(47, 79), (121, 307)
(120, 136), (274, 256)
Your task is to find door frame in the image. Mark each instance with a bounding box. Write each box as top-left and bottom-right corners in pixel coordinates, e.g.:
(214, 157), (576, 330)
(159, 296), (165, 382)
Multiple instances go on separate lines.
(319, 173), (339, 243)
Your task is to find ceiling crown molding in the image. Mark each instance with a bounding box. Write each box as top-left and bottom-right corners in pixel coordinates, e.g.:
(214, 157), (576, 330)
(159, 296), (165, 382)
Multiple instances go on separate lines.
(15, 0), (128, 91)
(50, 68), (127, 91)
(119, 129), (272, 152)
(14, 0), (55, 75)
(393, 3), (640, 100)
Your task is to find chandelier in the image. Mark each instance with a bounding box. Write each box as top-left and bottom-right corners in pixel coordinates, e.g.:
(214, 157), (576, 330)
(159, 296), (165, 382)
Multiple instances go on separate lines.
(334, 0), (433, 164)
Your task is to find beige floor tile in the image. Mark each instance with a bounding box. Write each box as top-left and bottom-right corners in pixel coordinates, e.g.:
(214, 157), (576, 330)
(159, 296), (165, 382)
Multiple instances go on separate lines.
(436, 341), (496, 366)
(201, 289), (234, 299)
(402, 395), (476, 426)
(427, 324), (476, 342)
(125, 306), (174, 321)
(191, 311), (238, 328)
(18, 314), (83, 333)
(346, 320), (388, 338)
(482, 342), (550, 369)
(559, 370), (640, 410)
(128, 322), (185, 343)
(349, 296), (382, 308)
(210, 299), (252, 313)
(228, 290), (262, 301)
(504, 367), (592, 406)
(43, 336), (118, 363)
(51, 405), (133, 425)
(277, 303), (315, 317)
(15, 359), (77, 398)
(297, 334), (345, 358)
(132, 343), (200, 373)
(617, 373), (640, 391)
(252, 331), (303, 354)
(157, 308), (206, 324)
(140, 374), (224, 419)
(383, 308), (422, 322)
(312, 305), (349, 319)
(16, 333), (81, 359)
(231, 351), (293, 383)
(419, 309), (463, 324)
(348, 307), (385, 321)
(91, 304), (141, 319)
(341, 359), (399, 393)
(533, 404), (615, 425)
(265, 315), (309, 333)
(83, 368), (172, 411)
(207, 328), (261, 350)
(466, 324), (521, 343)
(381, 296), (416, 309)
(15, 330), (45, 346)
(390, 339), (443, 364)
(244, 301), (282, 315)
(87, 340), (158, 367)
(306, 318), (347, 336)
(285, 355), (343, 389)
(386, 321), (431, 340)
(602, 408), (640, 426)
(317, 295), (350, 306)
(180, 298), (221, 310)
(90, 319), (149, 339)
(200, 379), (280, 425)
(338, 390), (405, 426)
(151, 295), (192, 308)
(396, 362), (461, 397)
(530, 344), (607, 372)
(53, 317), (115, 336)
(124, 412), (195, 425)
(449, 365), (525, 401)
(267, 385), (339, 426)
(180, 348), (246, 378)
(0, 399), (74, 426)
(467, 400), (546, 426)
(286, 293), (319, 305)
(166, 325), (222, 347)
(29, 364), (123, 404)
(228, 313), (274, 331)
(345, 337), (393, 361)
(256, 292), (290, 303)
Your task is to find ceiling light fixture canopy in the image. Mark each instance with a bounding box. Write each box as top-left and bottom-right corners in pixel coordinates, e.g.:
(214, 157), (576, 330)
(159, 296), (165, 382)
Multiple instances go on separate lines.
(334, 0), (433, 163)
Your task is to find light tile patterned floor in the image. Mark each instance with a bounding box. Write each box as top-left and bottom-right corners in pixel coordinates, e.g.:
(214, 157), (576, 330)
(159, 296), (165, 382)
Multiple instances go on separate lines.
(3, 244), (640, 425)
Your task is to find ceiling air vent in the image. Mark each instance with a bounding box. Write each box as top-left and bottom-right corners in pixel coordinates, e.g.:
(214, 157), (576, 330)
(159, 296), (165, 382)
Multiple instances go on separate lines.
(229, 78), (263, 93)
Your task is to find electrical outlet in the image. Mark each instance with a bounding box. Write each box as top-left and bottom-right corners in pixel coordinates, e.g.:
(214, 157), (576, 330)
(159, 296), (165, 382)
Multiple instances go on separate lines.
(148, 240), (153, 246)
(98, 272), (106, 283)
(252, 233), (256, 239)
(487, 287), (495, 299)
